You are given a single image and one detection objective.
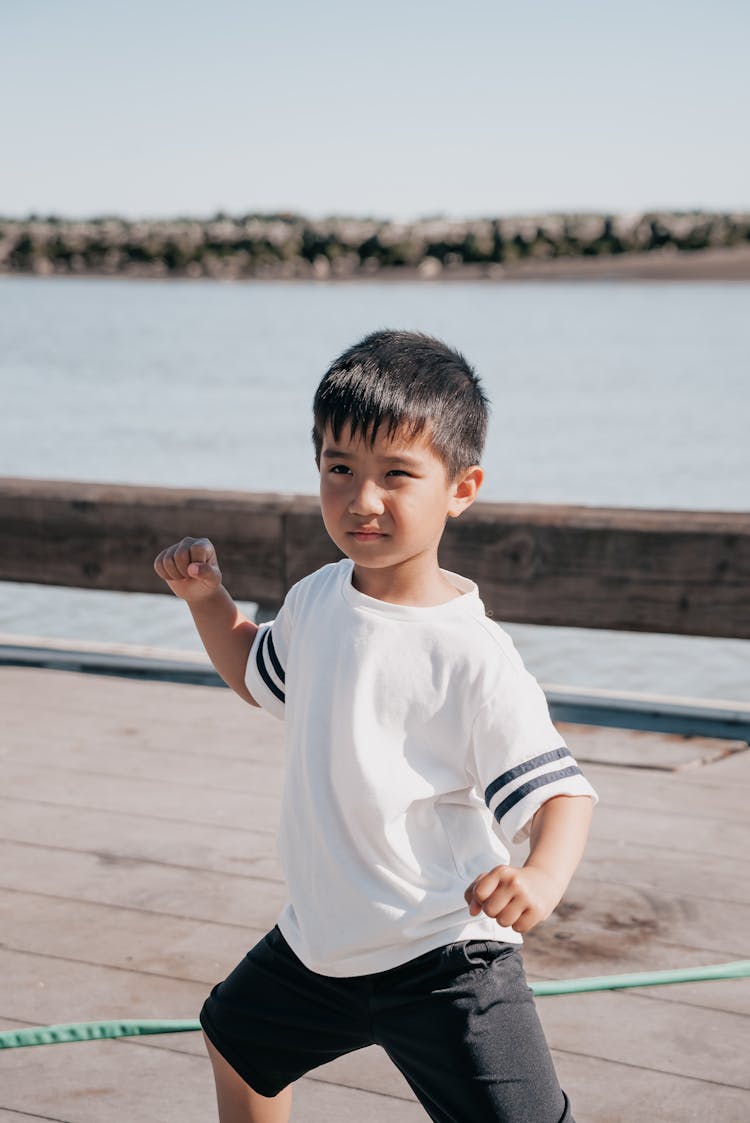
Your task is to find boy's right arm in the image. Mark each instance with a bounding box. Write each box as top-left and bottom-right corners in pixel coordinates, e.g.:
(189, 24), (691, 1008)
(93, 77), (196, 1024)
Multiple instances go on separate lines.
(153, 537), (259, 705)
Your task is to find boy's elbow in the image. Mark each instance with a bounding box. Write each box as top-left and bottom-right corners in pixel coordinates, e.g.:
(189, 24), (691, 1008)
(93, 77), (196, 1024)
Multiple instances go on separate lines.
(231, 679), (260, 706)
(216, 664), (259, 706)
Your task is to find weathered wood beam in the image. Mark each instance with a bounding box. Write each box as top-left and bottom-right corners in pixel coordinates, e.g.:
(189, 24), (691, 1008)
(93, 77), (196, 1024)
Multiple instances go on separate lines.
(439, 502), (750, 639)
(1, 478), (748, 639)
(0, 478), (290, 607)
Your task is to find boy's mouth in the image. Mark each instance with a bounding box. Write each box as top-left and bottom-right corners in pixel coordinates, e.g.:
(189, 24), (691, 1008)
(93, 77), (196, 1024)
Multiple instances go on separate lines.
(349, 528), (386, 540)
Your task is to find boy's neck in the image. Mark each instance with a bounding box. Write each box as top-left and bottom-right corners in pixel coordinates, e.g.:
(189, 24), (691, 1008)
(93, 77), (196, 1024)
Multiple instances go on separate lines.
(350, 555), (461, 607)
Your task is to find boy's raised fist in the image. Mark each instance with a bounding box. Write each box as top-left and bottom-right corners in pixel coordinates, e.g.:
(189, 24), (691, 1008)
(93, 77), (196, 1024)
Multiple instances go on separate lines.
(153, 536), (223, 602)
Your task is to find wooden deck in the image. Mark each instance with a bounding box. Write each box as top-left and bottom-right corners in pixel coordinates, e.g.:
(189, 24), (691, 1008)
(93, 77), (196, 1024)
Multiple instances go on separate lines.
(1, 665), (749, 1122)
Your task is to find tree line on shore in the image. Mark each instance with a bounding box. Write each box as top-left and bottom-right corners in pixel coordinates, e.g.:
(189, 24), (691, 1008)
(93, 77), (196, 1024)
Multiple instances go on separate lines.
(1, 210), (748, 280)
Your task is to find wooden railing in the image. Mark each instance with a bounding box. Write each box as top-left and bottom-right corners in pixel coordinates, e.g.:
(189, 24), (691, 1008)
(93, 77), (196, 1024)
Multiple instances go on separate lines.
(1, 477), (748, 639)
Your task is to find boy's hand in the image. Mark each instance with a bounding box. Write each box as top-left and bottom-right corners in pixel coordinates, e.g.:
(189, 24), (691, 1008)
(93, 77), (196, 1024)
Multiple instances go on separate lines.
(153, 537), (223, 603)
(464, 864), (563, 934)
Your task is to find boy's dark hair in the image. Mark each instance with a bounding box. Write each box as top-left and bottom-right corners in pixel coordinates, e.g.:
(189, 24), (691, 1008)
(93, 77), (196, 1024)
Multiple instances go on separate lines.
(312, 330), (490, 481)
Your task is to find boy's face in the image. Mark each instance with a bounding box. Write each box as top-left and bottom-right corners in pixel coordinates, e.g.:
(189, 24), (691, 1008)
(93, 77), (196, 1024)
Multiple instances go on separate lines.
(318, 422), (482, 577)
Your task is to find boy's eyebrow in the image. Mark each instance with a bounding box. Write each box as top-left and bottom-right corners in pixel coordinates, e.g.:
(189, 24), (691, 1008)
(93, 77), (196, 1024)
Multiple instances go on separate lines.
(322, 449), (424, 466)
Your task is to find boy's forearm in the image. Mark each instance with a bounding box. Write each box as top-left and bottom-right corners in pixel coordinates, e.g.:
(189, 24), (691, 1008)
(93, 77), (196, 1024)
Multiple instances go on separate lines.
(524, 794), (593, 898)
(188, 586), (258, 703)
(466, 793), (593, 931)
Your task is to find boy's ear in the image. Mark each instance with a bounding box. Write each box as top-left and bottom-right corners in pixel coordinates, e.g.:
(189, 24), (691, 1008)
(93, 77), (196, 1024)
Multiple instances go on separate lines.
(447, 465), (483, 519)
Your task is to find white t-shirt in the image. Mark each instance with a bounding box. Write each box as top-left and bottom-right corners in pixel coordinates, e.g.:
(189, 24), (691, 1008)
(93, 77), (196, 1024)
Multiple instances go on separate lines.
(246, 558), (597, 977)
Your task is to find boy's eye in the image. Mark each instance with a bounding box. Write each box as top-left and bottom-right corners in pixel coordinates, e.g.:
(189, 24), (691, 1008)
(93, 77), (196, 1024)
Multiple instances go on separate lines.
(328, 466), (410, 478)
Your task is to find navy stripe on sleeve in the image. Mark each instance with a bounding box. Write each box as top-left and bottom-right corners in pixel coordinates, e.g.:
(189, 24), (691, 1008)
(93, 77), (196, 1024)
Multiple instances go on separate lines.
(255, 630), (285, 704)
(491, 765), (583, 825)
(484, 746), (570, 808)
(266, 630), (286, 684)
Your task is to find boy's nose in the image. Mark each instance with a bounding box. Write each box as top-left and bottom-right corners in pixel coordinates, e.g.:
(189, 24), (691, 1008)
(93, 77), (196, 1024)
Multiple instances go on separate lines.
(348, 479), (385, 517)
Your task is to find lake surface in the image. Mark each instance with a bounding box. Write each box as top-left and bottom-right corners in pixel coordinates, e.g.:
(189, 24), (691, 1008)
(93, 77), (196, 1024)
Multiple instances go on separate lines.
(1, 275), (748, 701)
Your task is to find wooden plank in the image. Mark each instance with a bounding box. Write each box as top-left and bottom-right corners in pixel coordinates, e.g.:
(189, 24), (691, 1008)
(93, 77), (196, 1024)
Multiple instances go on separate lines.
(0, 736), (283, 794)
(2, 478), (749, 636)
(0, 947), (205, 1025)
(576, 837), (750, 907)
(591, 802), (749, 861)
(0, 798), (284, 881)
(681, 748), (750, 787)
(0, 666), (271, 762)
(0, 477), (288, 607)
(580, 761), (750, 821)
(439, 501), (750, 638)
(0, 1110), (69, 1122)
(529, 945), (750, 1017)
(527, 872), (750, 959)
(0, 840), (286, 931)
(0, 889), (265, 985)
(536, 989), (750, 1090)
(560, 721), (745, 770)
(0, 762), (280, 835)
(552, 1050), (750, 1123)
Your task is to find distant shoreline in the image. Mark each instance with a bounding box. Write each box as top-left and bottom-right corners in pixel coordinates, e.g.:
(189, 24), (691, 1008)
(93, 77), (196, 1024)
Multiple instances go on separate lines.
(3, 211), (749, 283)
(4, 245), (750, 284)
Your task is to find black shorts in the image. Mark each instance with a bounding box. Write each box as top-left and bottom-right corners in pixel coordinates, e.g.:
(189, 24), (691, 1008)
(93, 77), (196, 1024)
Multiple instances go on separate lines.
(200, 926), (573, 1123)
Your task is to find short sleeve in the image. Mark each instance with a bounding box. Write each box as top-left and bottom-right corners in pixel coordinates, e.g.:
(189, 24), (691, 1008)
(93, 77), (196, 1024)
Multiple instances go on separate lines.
(245, 597), (293, 721)
(471, 662), (598, 846)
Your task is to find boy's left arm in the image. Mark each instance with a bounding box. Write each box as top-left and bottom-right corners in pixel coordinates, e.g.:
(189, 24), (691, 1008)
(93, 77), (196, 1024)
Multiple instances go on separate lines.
(464, 794), (593, 934)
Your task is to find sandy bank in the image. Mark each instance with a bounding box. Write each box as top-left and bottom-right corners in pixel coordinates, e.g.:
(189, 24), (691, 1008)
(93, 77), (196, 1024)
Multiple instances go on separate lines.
(380, 245), (750, 283)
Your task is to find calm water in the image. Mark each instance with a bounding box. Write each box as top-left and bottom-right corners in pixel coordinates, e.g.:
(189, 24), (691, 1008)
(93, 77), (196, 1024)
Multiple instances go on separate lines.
(1, 275), (748, 701)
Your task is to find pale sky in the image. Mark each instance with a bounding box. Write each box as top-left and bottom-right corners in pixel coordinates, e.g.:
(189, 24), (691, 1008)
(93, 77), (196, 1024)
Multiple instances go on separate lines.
(3, 0), (748, 220)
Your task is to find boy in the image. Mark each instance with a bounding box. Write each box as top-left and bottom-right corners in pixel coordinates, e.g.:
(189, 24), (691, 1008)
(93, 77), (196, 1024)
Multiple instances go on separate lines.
(154, 330), (597, 1123)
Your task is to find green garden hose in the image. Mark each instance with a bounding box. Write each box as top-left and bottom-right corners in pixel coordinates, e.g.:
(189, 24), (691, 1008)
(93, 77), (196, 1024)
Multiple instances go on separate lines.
(2, 959), (748, 1050)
